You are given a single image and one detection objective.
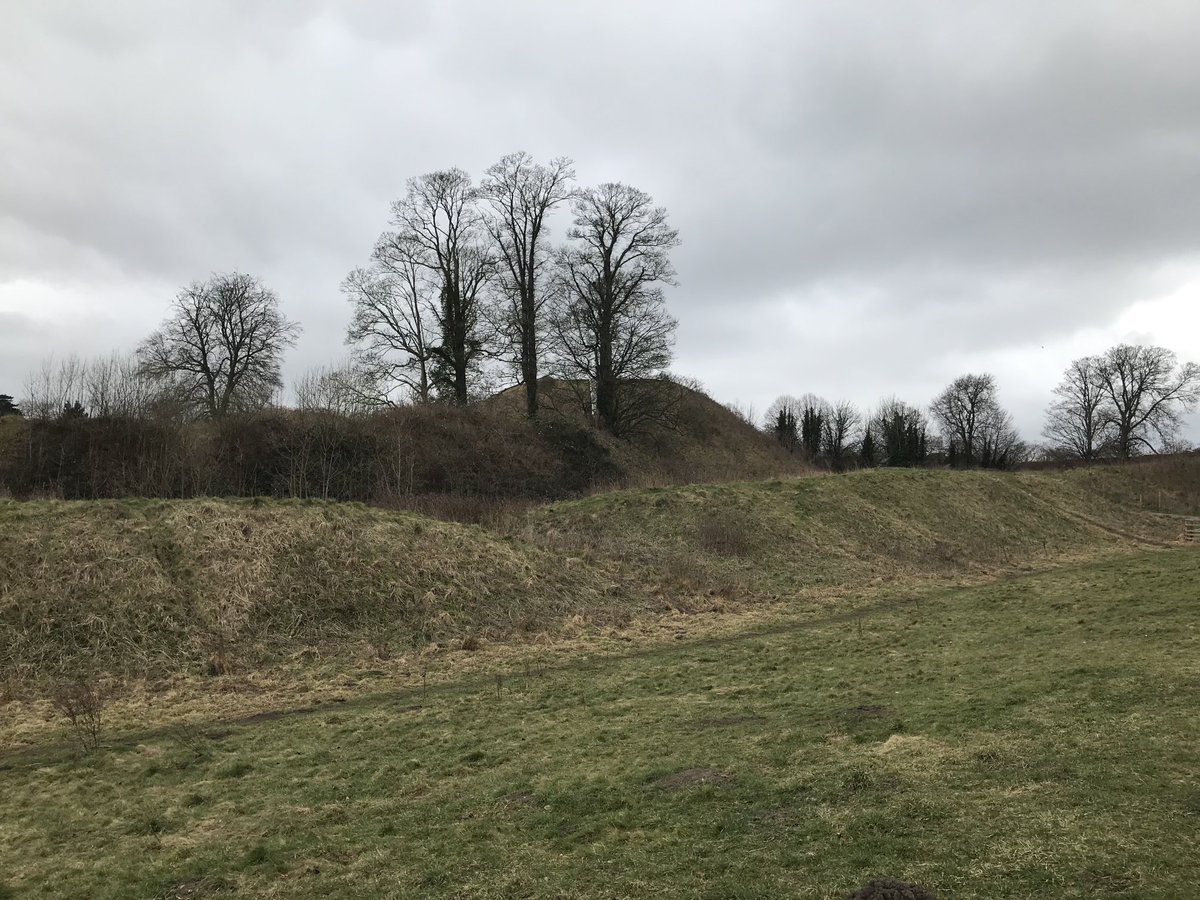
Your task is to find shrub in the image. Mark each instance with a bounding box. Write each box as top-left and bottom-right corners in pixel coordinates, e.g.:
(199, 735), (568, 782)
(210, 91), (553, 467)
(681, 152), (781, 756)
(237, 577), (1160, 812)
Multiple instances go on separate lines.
(50, 674), (107, 753)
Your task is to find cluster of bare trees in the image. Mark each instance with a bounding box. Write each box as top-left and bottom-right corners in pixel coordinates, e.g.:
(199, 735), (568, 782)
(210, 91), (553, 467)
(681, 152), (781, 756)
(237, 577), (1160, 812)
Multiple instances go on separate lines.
(1043, 344), (1200, 460)
(15, 273), (302, 423)
(764, 343), (1199, 470)
(19, 352), (160, 420)
(339, 154), (680, 434)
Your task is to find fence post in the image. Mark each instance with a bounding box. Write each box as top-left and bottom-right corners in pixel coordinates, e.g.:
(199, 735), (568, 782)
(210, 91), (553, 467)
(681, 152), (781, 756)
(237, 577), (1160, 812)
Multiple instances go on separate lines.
(1186, 518), (1200, 543)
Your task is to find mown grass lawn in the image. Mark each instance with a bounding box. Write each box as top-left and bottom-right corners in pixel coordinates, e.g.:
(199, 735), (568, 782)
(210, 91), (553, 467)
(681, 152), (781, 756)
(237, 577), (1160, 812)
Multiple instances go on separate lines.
(2, 549), (1197, 899)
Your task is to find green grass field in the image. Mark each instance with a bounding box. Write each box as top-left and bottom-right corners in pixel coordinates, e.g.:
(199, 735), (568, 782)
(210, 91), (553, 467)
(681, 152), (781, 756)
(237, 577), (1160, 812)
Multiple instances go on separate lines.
(3, 548), (1196, 899)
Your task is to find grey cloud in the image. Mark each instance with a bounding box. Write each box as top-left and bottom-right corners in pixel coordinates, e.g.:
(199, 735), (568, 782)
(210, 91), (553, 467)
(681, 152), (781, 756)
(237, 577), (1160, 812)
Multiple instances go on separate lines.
(2, 0), (1199, 443)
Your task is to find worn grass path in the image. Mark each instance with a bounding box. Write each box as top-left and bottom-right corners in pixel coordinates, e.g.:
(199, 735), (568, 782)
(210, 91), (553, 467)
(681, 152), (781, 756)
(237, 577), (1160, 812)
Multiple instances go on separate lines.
(2, 549), (1198, 898)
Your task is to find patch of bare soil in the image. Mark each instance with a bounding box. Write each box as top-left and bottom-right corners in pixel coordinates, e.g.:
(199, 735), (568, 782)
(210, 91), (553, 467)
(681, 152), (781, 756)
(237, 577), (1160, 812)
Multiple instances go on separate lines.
(845, 878), (936, 900)
(656, 767), (732, 789)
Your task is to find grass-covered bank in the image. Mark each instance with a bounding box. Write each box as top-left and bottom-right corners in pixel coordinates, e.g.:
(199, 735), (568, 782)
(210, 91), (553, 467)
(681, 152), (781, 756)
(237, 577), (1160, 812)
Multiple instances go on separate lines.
(1, 466), (1185, 684)
(1, 550), (1197, 898)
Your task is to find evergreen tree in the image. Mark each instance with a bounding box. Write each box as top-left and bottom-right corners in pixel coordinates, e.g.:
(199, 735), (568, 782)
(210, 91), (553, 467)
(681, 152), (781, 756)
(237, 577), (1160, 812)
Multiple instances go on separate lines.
(773, 408), (798, 452)
(0, 394), (21, 417)
(800, 403), (825, 459)
(859, 426), (877, 467)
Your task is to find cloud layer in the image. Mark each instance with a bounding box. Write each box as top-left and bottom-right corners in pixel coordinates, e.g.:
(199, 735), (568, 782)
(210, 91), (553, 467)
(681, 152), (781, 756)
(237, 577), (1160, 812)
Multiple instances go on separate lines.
(3, 0), (1199, 440)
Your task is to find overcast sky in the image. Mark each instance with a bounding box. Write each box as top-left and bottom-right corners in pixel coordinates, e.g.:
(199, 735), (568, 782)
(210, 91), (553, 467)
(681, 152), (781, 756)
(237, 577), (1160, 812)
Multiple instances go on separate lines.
(3, 0), (1199, 442)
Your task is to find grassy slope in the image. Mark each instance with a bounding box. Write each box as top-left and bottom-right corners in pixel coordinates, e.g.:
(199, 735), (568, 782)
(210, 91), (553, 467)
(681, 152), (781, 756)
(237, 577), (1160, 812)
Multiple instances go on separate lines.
(527, 467), (1178, 600)
(1, 467), (1184, 682)
(1, 550), (1196, 898)
(0, 499), (628, 681)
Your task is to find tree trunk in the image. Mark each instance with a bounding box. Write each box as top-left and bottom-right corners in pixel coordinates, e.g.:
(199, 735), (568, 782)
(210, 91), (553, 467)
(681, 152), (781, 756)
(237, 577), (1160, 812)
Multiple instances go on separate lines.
(521, 299), (538, 417)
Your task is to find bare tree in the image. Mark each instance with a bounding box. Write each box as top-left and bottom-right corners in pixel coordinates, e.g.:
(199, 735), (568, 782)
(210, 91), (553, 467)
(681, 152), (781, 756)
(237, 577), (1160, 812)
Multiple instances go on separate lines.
(83, 351), (157, 418)
(343, 234), (435, 404)
(822, 400), (862, 470)
(551, 183), (680, 435)
(138, 272), (299, 418)
(387, 169), (495, 405)
(21, 355), (86, 419)
(294, 361), (389, 415)
(480, 152), (575, 417)
(1093, 344), (1200, 458)
(723, 398), (758, 428)
(1042, 355), (1112, 460)
(929, 373), (1020, 468)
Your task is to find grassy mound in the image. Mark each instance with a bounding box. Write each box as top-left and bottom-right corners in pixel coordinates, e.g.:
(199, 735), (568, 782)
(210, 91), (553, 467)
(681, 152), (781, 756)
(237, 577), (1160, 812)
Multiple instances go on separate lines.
(527, 467), (1179, 602)
(1, 463), (1188, 682)
(0, 499), (628, 681)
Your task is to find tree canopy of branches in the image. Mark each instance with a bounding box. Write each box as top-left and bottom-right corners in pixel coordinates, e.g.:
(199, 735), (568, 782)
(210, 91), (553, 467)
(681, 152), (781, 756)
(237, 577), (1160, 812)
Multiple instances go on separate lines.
(385, 169), (495, 405)
(294, 362), (389, 416)
(551, 182), (680, 435)
(1043, 355), (1111, 460)
(1092, 344), (1200, 458)
(929, 373), (1020, 469)
(343, 236), (436, 405)
(822, 400), (862, 471)
(138, 273), (299, 418)
(480, 152), (575, 417)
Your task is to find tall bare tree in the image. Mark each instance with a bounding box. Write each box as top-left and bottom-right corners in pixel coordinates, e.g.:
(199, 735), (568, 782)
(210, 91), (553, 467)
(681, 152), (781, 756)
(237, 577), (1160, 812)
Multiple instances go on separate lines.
(343, 234), (435, 404)
(822, 400), (862, 470)
(138, 272), (299, 418)
(1094, 344), (1200, 457)
(1042, 355), (1111, 460)
(387, 169), (495, 405)
(551, 183), (680, 434)
(929, 373), (1019, 468)
(480, 152), (575, 417)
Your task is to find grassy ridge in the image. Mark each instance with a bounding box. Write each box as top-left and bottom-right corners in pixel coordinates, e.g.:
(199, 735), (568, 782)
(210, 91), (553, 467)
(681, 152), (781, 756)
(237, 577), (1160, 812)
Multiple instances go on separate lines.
(0, 466), (1185, 681)
(0, 499), (625, 681)
(528, 468), (1177, 599)
(1, 550), (1196, 898)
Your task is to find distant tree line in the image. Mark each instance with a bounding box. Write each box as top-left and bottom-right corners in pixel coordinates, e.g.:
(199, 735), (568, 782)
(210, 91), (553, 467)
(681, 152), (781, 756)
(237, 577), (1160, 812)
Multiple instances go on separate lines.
(763, 343), (1200, 470)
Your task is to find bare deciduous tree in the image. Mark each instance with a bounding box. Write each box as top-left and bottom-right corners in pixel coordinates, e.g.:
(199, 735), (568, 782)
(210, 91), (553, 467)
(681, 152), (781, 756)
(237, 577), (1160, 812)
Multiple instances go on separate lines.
(1093, 344), (1200, 458)
(480, 152), (575, 417)
(21, 355), (86, 419)
(343, 235), (435, 404)
(294, 361), (389, 415)
(83, 351), (157, 418)
(138, 272), (299, 418)
(1042, 355), (1111, 460)
(929, 373), (1020, 468)
(822, 400), (862, 470)
(551, 183), (680, 435)
(387, 169), (495, 405)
